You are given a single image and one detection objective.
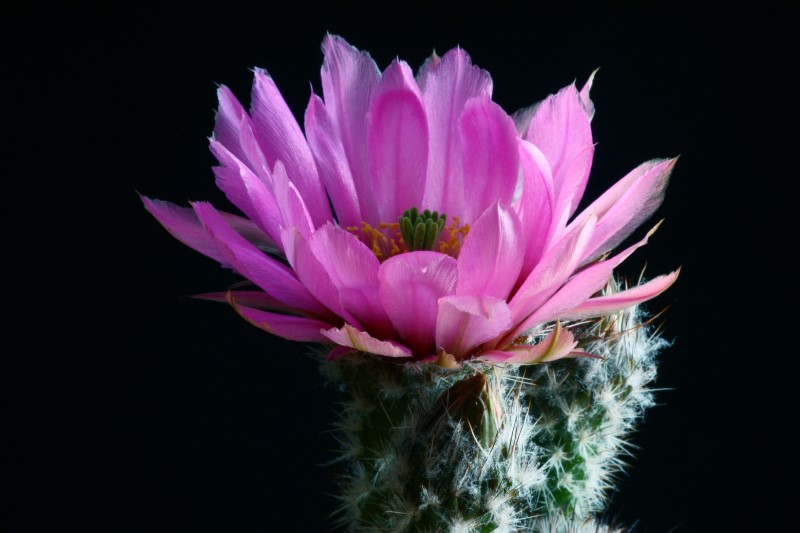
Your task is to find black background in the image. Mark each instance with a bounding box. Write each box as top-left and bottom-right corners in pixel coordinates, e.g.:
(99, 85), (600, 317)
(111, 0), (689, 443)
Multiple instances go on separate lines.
(5, 10), (793, 532)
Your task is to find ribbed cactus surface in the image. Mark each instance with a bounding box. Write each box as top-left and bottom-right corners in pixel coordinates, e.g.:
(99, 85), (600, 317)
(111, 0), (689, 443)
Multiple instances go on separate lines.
(323, 292), (667, 532)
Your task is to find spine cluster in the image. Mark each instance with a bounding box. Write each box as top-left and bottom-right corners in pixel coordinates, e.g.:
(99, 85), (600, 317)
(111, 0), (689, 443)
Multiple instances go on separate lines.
(323, 288), (667, 532)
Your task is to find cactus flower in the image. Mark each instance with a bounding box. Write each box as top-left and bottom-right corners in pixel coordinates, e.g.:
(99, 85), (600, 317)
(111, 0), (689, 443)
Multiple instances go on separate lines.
(143, 35), (678, 366)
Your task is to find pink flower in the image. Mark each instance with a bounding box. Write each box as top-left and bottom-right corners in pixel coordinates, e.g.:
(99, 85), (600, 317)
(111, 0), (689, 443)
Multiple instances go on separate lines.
(143, 35), (679, 365)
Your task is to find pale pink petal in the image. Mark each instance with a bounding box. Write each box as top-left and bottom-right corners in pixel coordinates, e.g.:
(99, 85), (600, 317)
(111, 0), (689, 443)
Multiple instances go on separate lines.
(304, 94), (362, 228)
(321, 323), (413, 358)
(559, 269), (680, 321)
(271, 161), (314, 238)
(515, 140), (555, 280)
(518, 222), (663, 328)
(418, 46), (493, 218)
(213, 86), (272, 181)
(436, 295), (512, 358)
(250, 69), (332, 227)
(459, 97), (520, 221)
(526, 83), (594, 220)
(320, 35), (381, 223)
(479, 322), (579, 364)
(379, 251), (458, 355)
(142, 196), (275, 267)
(191, 202), (327, 316)
(367, 59), (429, 221)
(509, 214), (597, 327)
(570, 158), (676, 262)
(209, 139), (283, 246)
(457, 203), (524, 300)
(229, 293), (333, 342)
(579, 69), (598, 120)
(307, 224), (394, 339)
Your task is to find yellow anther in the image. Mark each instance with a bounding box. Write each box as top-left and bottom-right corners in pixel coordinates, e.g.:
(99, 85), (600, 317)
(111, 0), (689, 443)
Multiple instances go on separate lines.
(347, 216), (469, 260)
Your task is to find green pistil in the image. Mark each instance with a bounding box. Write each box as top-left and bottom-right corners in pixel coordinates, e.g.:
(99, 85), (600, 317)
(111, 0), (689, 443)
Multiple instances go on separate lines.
(399, 208), (447, 252)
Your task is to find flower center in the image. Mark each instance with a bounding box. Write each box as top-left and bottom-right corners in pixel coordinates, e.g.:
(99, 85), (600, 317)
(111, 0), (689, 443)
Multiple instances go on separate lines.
(347, 207), (470, 260)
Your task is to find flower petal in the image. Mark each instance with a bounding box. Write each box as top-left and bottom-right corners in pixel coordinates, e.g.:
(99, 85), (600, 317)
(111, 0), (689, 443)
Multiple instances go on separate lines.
(194, 290), (294, 313)
(509, 214), (596, 328)
(191, 202), (327, 316)
(479, 322), (579, 364)
(142, 196), (276, 267)
(515, 140), (555, 280)
(458, 97), (520, 222)
(367, 59), (429, 222)
(457, 203), (524, 300)
(321, 323), (412, 358)
(209, 139), (283, 246)
(526, 83), (594, 221)
(307, 224), (394, 339)
(436, 295), (512, 358)
(571, 158), (676, 262)
(271, 160), (314, 238)
(560, 269), (680, 321)
(213, 85), (272, 181)
(304, 94), (362, 228)
(418, 46), (493, 218)
(320, 35), (381, 223)
(228, 292), (333, 342)
(379, 251), (457, 355)
(250, 69), (332, 227)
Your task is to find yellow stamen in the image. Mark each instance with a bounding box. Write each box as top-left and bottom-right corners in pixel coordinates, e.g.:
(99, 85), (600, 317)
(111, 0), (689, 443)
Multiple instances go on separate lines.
(348, 217), (470, 261)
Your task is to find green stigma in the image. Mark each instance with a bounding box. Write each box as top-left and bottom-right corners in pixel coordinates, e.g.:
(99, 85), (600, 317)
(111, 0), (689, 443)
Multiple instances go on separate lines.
(399, 208), (447, 252)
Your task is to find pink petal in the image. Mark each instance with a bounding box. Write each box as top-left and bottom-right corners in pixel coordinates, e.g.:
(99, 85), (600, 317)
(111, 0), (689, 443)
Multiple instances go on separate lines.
(213, 86), (272, 182)
(526, 83), (594, 221)
(228, 292), (333, 342)
(458, 97), (520, 222)
(321, 323), (412, 358)
(250, 69), (332, 227)
(191, 202), (327, 316)
(560, 269), (680, 321)
(307, 224), (394, 339)
(320, 35), (380, 222)
(367, 59), (429, 222)
(570, 158), (676, 262)
(304, 94), (362, 228)
(142, 196), (275, 267)
(518, 222), (663, 328)
(479, 322), (579, 364)
(378, 251), (458, 355)
(457, 203), (524, 300)
(509, 214), (597, 327)
(418, 46), (493, 218)
(209, 139), (283, 246)
(436, 295), (512, 358)
(193, 290), (294, 313)
(579, 69), (598, 120)
(515, 140), (555, 280)
(271, 160), (314, 238)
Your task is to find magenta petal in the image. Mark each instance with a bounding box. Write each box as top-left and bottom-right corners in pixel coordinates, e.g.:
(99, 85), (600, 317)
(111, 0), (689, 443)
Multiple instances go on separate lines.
(304, 94), (362, 229)
(229, 294), (333, 342)
(191, 202), (327, 316)
(142, 196), (275, 267)
(561, 269), (680, 321)
(418, 46), (493, 217)
(509, 214), (596, 327)
(307, 224), (393, 339)
(321, 324), (412, 358)
(479, 322), (578, 364)
(214, 86), (272, 181)
(194, 290), (294, 313)
(571, 158), (676, 262)
(210, 139), (283, 246)
(517, 222), (662, 329)
(457, 203), (523, 300)
(458, 98), (520, 222)
(367, 59), (429, 222)
(271, 161), (314, 238)
(516, 140), (555, 280)
(436, 295), (512, 358)
(379, 251), (458, 355)
(320, 35), (380, 222)
(250, 69), (332, 227)
(526, 83), (594, 221)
